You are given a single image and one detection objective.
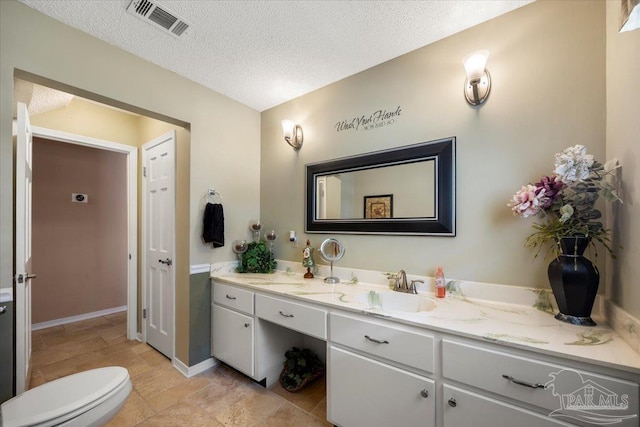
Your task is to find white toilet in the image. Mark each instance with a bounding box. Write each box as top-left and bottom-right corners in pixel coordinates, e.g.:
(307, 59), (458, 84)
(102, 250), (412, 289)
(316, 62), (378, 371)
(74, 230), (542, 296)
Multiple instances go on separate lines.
(1, 366), (131, 427)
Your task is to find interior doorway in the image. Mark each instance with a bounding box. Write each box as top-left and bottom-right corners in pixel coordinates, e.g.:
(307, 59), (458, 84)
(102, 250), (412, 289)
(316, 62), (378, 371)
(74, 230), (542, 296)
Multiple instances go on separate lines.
(31, 137), (130, 331)
(30, 126), (138, 340)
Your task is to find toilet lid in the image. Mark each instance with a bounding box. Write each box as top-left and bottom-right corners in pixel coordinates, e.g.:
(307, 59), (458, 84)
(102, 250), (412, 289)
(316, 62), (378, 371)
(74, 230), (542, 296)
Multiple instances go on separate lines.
(1, 366), (129, 427)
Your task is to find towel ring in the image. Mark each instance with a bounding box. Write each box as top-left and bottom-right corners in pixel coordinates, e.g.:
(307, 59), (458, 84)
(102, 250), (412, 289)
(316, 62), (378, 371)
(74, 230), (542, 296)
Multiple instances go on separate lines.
(206, 189), (222, 203)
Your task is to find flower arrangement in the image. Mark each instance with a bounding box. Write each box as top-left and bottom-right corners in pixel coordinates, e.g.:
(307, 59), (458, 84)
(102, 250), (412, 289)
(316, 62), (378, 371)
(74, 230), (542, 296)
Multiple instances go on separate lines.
(508, 145), (622, 257)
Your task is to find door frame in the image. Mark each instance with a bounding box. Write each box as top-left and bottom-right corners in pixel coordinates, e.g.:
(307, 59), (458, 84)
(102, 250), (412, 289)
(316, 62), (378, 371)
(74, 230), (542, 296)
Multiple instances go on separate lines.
(31, 126), (138, 339)
(141, 131), (176, 359)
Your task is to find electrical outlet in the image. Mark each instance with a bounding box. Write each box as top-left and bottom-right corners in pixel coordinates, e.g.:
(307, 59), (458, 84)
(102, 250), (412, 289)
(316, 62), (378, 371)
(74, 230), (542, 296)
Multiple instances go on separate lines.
(72, 193), (88, 203)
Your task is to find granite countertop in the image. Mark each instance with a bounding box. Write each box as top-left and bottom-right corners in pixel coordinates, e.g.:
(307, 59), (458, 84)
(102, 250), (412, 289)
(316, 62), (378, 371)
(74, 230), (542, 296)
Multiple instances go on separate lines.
(211, 263), (640, 375)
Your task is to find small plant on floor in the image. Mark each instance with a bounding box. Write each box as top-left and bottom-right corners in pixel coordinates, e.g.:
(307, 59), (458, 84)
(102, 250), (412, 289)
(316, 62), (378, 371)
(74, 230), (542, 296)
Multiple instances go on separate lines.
(279, 347), (324, 392)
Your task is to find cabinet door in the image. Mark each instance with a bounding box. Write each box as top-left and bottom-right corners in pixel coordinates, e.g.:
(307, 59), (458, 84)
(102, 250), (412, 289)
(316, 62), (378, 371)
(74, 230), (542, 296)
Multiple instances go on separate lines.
(212, 304), (254, 377)
(443, 384), (573, 427)
(329, 346), (434, 427)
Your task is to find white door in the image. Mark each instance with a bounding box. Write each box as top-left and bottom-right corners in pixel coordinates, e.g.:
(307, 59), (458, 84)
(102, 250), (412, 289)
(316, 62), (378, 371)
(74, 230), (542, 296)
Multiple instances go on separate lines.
(15, 102), (35, 394)
(143, 131), (175, 359)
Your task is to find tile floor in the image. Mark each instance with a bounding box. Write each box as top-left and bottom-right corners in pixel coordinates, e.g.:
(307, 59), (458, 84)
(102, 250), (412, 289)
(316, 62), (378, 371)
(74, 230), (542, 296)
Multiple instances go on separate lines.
(29, 312), (331, 426)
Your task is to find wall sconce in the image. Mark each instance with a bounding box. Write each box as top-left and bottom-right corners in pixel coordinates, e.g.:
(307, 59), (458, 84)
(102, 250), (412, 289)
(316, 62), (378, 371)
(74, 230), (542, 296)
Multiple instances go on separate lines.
(462, 50), (491, 106)
(281, 120), (303, 150)
(620, 0), (640, 32)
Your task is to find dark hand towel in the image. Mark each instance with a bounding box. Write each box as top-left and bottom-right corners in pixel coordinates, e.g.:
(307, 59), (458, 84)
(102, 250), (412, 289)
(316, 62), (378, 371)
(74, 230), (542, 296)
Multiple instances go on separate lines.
(203, 203), (224, 248)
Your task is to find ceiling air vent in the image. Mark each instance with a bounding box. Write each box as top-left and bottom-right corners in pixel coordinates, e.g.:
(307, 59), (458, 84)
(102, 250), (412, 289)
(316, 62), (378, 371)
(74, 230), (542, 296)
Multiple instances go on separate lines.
(126, 0), (191, 38)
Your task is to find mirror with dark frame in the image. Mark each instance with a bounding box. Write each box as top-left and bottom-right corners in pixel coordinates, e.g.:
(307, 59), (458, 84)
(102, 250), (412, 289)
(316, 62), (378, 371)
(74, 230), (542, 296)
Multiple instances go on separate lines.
(305, 137), (455, 235)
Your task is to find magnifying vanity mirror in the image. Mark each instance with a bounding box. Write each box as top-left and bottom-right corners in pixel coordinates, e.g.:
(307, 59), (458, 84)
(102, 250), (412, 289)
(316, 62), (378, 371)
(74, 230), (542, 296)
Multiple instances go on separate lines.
(305, 137), (455, 235)
(319, 238), (345, 284)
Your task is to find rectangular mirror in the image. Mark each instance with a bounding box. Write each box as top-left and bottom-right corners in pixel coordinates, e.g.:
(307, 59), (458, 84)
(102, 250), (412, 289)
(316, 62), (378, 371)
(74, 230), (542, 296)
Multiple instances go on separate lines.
(305, 137), (455, 235)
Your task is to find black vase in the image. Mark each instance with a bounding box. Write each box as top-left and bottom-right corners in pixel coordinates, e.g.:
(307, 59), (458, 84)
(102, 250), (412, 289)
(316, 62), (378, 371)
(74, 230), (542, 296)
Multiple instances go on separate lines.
(548, 236), (599, 326)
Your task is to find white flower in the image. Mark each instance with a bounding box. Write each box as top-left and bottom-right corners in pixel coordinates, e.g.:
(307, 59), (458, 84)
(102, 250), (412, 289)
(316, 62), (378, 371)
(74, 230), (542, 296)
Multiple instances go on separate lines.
(554, 144), (595, 184)
(508, 185), (548, 218)
(558, 204), (574, 223)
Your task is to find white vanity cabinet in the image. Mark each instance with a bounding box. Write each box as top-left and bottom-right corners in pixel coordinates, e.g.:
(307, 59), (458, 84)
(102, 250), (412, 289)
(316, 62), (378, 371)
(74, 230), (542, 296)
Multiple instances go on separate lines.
(442, 339), (639, 427)
(328, 313), (436, 427)
(211, 282), (255, 377)
(443, 384), (573, 427)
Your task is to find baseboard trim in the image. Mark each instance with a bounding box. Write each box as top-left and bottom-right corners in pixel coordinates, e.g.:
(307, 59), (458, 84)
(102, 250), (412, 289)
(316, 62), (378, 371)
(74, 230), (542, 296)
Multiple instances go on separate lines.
(32, 305), (127, 331)
(173, 357), (218, 378)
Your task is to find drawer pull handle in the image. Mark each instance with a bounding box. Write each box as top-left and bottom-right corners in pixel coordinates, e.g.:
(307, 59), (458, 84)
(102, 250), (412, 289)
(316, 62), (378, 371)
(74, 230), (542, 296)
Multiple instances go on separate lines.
(420, 389), (429, 398)
(244, 323), (250, 328)
(448, 398), (457, 407)
(364, 335), (389, 344)
(225, 295), (237, 300)
(279, 311), (294, 318)
(502, 374), (546, 389)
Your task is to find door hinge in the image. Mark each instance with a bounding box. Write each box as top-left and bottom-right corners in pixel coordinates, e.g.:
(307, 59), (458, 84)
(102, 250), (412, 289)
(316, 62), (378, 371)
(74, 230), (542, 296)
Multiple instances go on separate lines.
(129, 253), (132, 260)
(143, 308), (147, 319)
(143, 166), (146, 177)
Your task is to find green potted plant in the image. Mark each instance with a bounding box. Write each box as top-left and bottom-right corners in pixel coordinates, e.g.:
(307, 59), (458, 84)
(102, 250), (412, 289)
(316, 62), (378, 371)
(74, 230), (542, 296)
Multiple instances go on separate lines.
(279, 347), (324, 392)
(236, 240), (277, 273)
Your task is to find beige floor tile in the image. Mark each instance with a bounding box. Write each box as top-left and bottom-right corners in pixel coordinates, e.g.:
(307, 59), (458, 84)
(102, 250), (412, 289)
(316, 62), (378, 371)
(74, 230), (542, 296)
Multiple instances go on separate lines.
(40, 329), (99, 347)
(30, 314), (333, 426)
(95, 324), (128, 344)
(32, 325), (64, 338)
(145, 376), (211, 412)
(311, 398), (332, 426)
(137, 346), (171, 366)
(28, 370), (45, 389)
(63, 316), (112, 333)
(106, 390), (156, 427)
(137, 402), (215, 426)
(261, 402), (330, 427)
(133, 363), (189, 400)
(269, 375), (326, 412)
(104, 311), (127, 324)
(209, 382), (285, 426)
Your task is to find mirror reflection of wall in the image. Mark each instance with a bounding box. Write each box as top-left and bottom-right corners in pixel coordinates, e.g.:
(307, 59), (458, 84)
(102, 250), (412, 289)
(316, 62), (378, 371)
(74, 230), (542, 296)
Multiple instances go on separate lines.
(317, 160), (435, 220)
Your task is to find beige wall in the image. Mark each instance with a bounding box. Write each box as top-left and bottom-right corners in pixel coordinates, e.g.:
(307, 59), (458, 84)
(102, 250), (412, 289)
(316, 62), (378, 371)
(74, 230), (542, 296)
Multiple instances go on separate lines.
(1, 0), (261, 364)
(261, 1), (607, 291)
(605, 1), (640, 318)
(32, 138), (127, 323)
(29, 97), (140, 146)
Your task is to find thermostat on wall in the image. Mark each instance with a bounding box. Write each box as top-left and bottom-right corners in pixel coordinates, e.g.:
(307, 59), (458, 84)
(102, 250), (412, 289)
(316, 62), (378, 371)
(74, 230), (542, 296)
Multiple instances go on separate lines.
(71, 193), (88, 203)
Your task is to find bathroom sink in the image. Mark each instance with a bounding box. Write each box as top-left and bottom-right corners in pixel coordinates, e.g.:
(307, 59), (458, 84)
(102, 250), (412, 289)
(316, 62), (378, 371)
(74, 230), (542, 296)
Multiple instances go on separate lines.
(356, 291), (437, 313)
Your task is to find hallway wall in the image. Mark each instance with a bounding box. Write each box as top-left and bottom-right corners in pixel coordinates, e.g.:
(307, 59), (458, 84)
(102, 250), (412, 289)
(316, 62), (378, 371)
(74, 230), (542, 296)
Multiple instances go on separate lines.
(32, 137), (127, 323)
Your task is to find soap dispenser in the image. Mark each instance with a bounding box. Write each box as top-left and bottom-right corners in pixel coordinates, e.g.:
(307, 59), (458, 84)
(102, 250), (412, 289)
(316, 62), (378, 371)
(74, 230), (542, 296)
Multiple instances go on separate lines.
(435, 266), (446, 298)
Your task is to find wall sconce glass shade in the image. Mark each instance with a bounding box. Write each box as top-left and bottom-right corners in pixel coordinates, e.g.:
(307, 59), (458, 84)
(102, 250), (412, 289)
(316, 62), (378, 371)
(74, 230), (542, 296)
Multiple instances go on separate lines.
(620, 0), (640, 32)
(462, 50), (491, 106)
(281, 119), (303, 150)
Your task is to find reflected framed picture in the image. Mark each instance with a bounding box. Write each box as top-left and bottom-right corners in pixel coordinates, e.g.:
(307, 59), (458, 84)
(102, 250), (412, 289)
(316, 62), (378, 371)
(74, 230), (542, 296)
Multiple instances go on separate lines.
(364, 194), (393, 219)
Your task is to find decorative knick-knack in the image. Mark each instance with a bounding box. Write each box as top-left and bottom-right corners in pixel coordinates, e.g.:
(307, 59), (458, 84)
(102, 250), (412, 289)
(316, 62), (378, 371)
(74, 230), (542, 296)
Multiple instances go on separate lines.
(302, 239), (315, 279)
(548, 236), (599, 326)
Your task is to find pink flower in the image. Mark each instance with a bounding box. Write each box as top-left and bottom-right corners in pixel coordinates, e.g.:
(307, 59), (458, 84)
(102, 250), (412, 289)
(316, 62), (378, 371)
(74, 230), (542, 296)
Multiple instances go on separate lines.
(508, 185), (549, 218)
(535, 175), (564, 208)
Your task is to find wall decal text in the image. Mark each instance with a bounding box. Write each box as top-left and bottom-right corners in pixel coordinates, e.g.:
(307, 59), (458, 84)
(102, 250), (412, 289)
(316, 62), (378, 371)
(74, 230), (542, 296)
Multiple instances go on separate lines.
(335, 106), (402, 132)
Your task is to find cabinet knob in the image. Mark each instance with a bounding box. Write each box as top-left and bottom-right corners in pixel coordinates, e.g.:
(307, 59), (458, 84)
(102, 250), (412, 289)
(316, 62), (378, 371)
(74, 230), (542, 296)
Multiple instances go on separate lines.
(448, 398), (457, 407)
(420, 389), (429, 398)
(244, 323), (250, 328)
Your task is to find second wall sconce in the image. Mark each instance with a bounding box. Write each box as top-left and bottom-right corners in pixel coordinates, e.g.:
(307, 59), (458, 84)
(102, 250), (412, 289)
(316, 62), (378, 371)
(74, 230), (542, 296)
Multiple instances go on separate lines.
(281, 119), (303, 150)
(463, 50), (491, 106)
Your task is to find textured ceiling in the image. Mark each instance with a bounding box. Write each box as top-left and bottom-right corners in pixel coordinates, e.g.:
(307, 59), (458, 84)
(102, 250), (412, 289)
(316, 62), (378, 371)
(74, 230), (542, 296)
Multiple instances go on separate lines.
(18, 0), (533, 112)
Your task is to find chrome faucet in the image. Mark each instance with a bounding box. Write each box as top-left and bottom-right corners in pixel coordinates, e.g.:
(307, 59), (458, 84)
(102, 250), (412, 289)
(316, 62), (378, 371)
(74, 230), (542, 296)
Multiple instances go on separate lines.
(393, 270), (423, 294)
